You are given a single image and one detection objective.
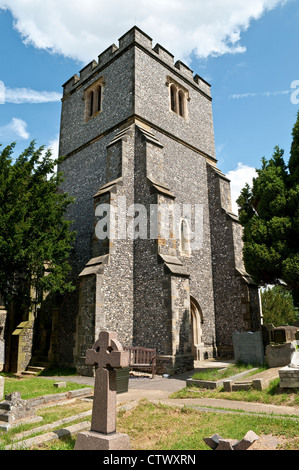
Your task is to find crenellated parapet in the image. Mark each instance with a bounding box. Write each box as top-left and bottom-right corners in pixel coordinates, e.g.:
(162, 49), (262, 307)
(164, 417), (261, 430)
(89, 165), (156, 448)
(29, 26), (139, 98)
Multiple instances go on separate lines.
(62, 26), (211, 99)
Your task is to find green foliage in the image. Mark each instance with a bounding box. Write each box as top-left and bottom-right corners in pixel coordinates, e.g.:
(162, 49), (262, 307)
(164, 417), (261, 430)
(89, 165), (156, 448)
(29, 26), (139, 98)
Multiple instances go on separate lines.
(0, 141), (76, 312)
(237, 112), (299, 306)
(261, 286), (299, 326)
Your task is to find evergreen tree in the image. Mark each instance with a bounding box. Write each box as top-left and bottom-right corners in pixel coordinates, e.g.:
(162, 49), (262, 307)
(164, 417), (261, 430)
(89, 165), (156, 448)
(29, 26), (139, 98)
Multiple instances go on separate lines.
(0, 141), (75, 368)
(261, 286), (299, 326)
(237, 112), (299, 307)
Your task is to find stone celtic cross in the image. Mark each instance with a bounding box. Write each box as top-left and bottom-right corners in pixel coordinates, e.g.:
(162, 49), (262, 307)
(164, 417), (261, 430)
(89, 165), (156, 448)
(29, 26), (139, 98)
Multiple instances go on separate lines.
(86, 331), (129, 435)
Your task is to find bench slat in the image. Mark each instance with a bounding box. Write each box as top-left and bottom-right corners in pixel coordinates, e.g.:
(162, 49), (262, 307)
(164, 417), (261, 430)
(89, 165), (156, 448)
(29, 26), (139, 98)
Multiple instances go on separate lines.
(124, 346), (156, 378)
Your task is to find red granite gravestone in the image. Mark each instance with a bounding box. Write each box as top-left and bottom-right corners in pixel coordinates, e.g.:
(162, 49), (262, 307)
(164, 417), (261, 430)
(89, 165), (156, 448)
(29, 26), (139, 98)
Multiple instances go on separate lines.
(75, 331), (131, 450)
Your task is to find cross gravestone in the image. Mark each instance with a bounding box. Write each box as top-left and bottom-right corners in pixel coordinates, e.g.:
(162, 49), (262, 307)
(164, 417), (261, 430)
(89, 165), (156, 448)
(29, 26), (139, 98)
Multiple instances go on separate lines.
(75, 331), (131, 450)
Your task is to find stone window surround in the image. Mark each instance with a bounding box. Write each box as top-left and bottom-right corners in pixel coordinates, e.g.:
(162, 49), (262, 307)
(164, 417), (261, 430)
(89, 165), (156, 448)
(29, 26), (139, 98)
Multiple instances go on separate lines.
(84, 77), (105, 122)
(166, 76), (190, 121)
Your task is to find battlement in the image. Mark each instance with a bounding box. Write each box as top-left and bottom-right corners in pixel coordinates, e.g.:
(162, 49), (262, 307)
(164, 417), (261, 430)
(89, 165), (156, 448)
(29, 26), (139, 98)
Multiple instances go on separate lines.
(62, 26), (211, 98)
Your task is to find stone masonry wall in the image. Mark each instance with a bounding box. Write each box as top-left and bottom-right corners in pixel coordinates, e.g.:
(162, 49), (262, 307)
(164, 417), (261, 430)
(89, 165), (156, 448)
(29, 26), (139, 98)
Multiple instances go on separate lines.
(53, 26), (254, 370)
(207, 165), (256, 356)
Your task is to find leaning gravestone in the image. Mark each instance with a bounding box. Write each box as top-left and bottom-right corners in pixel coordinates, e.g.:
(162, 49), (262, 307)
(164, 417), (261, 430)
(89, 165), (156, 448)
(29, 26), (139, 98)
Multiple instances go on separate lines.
(75, 331), (131, 450)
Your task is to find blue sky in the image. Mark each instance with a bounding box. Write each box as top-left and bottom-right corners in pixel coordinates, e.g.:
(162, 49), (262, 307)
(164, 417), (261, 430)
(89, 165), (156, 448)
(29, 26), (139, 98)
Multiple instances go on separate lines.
(0, 0), (298, 212)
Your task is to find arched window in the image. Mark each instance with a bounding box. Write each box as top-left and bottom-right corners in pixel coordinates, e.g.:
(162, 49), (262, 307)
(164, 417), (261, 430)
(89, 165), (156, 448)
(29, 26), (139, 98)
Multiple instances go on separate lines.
(167, 77), (189, 120)
(84, 77), (104, 122)
(181, 219), (191, 256)
(178, 90), (185, 117)
(170, 85), (177, 113)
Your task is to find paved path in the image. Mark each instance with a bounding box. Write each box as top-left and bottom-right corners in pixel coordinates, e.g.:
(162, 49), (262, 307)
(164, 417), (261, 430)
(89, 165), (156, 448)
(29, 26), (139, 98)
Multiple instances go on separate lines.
(44, 360), (299, 418)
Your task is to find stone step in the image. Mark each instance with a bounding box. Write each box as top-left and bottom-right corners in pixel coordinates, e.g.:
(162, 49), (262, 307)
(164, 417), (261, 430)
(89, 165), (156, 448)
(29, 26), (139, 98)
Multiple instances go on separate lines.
(0, 402), (12, 411)
(0, 411), (11, 422)
(27, 366), (46, 373)
(20, 370), (40, 377)
(19, 366), (46, 377)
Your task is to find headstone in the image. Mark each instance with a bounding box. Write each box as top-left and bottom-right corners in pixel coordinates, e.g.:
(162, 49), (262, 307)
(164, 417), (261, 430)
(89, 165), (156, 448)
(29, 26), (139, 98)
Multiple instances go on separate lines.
(0, 391), (42, 431)
(204, 431), (259, 451)
(289, 351), (299, 369)
(216, 439), (238, 450)
(233, 331), (264, 365)
(203, 433), (222, 450)
(272, 329), (286, 344)
(0, 375), (4, 401)
(75, 331), (131, 450)
(233, 431), (259, 451)
(266, 342), (296, 368)
(271, 326), (298, 344)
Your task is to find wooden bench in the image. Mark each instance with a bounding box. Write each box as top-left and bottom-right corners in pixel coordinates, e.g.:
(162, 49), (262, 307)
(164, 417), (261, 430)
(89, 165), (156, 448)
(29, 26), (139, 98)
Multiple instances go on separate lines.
(124, 346), (156, 379)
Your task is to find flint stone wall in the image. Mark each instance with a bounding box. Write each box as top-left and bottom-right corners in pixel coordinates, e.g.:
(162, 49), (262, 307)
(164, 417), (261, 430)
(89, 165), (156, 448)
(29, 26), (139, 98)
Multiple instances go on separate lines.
(50, 26), (261, 371)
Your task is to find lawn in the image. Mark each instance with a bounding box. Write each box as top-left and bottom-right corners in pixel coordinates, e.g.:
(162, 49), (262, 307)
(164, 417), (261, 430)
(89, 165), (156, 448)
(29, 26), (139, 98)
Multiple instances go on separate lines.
(10, 399), (298, 451)
(191, 363), (266, 381)
(1, 375), (91, 400)
(172, 377), (299, 407)
(116, 400), (299, 451)
(0, 372), (298, 451)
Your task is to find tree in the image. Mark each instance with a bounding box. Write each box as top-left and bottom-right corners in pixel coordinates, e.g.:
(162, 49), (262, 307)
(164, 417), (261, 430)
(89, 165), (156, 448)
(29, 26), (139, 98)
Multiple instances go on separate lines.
(261, 286), (299, 326)
(0, 141), (76, 369)
(237, 112), (299, 307)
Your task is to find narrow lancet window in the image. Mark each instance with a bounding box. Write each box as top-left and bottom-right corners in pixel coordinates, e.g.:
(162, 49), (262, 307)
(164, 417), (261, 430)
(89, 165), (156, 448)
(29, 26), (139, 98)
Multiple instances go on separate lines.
(97, 86), (102, 113)
(178, 91), (185, 117)
(90, 91), (94, 117)
(170, 85), (176, 112)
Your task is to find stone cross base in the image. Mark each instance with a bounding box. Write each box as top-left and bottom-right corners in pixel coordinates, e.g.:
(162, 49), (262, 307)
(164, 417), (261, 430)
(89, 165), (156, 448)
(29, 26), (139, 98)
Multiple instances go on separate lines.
(75, 431), (131, 451)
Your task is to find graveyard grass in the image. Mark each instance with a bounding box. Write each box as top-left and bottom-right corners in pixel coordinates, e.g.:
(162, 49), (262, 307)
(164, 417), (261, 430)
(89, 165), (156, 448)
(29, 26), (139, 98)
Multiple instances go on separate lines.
(2, 375), (91, 400)
(0, 373), (299, 451)
(173, 377), (299, 407)
(1, 398), (298, 451)
(191, 362), (267, 381)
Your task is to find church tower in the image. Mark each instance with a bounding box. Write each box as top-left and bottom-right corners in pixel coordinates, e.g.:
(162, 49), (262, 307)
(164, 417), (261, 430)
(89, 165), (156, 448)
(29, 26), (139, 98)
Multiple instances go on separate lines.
(57, 27), (261, 374)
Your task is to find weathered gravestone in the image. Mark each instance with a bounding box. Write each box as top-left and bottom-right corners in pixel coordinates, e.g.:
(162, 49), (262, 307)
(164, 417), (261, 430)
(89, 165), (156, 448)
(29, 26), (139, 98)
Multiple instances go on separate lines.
(204, 431), (259, 451)
(0, 391), (43, 431)
(75, 331), (131, 450)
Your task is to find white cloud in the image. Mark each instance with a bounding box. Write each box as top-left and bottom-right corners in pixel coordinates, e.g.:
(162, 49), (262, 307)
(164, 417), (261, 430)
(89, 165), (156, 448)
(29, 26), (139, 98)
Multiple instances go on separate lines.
(0, 0), (288, 63)
(226, 163), (257, 214)
(4, 86), (62, 104)
(0, 117), (29, 140)
(229, 89), (292, 100)
(47, 136), (59, 160)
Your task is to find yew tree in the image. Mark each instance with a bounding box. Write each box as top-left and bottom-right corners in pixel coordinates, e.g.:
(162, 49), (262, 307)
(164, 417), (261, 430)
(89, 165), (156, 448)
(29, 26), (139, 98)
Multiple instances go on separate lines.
(237, 112), (299, 307)
(0, 141), (75, 330)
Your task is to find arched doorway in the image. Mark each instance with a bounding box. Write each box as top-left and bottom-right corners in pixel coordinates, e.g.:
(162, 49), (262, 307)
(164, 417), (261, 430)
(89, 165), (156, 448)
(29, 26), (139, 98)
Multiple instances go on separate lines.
(190, 297), (204, 361)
